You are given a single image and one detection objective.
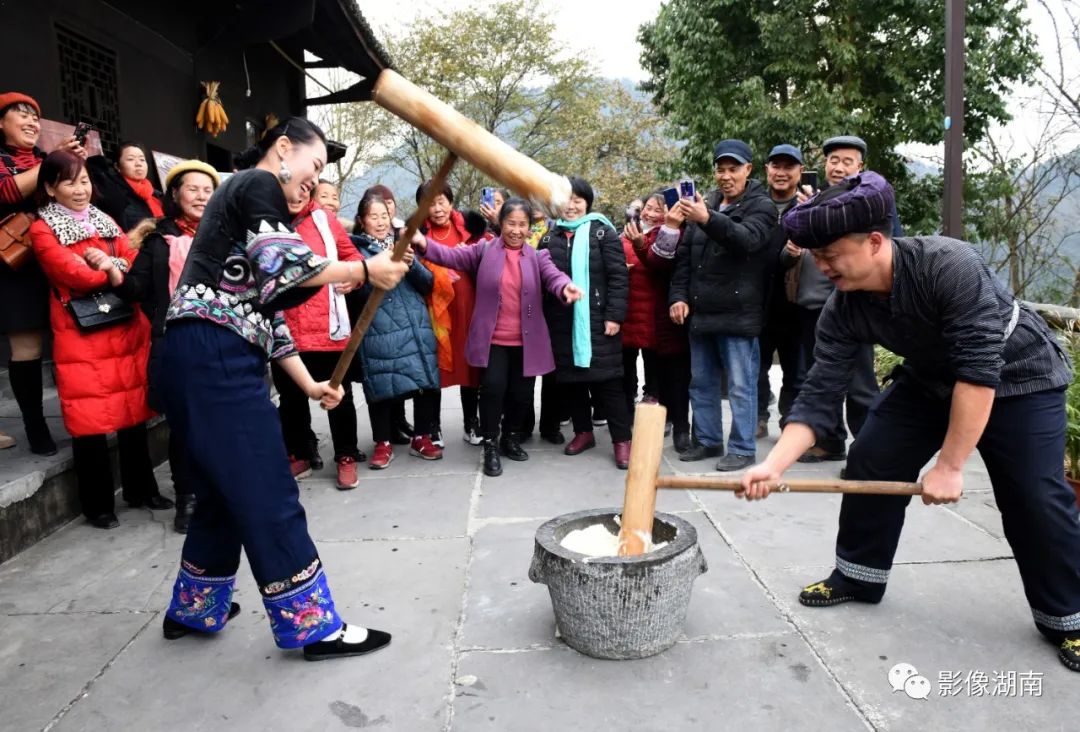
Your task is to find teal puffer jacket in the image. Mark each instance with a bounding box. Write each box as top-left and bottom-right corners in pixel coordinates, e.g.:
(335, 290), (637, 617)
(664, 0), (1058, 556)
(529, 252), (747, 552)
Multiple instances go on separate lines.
(350, 235), (439, 402)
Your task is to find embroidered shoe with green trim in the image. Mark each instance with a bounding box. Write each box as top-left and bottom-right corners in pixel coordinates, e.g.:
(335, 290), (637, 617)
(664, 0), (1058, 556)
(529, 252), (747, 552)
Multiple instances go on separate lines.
(1060, 637), (1080, 672)
(798, 577), (880, 607)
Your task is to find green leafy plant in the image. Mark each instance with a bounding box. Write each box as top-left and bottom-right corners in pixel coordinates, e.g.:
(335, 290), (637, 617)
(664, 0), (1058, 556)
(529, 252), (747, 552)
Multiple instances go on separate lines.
(873, 346), (904, 388)
(1064, 333), (1080, 480)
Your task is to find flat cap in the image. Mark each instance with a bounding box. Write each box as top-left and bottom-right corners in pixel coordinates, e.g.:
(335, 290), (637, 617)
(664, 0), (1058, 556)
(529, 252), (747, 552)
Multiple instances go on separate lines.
(822, 135), (868, 158)
(782, 171), (894, 249)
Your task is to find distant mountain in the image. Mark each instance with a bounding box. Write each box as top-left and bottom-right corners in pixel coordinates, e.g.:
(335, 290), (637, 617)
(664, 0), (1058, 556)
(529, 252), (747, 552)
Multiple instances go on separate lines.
(340, 163), (417, 220)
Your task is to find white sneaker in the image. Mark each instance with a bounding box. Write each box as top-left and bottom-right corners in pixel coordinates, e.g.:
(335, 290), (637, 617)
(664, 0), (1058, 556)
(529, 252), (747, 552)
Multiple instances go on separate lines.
(463, 429), (483, 446)
(431, 431), (445, 448)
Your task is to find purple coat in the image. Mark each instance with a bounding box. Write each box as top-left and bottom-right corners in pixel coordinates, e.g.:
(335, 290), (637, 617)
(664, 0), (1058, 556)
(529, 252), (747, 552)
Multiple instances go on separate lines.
(423, 237), (572, 376)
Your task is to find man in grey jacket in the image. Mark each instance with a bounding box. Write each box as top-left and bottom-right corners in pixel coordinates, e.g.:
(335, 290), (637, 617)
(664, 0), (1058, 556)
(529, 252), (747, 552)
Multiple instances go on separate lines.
(779, 135), (885, 462)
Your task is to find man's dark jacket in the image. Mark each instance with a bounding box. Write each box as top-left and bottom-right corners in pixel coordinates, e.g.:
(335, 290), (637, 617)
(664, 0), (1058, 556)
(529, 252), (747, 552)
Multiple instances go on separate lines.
(669, 178), (778, 336)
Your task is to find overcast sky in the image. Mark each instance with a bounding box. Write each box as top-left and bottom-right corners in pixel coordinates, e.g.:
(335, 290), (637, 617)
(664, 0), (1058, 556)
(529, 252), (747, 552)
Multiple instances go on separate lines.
(360, 0), (665, 81)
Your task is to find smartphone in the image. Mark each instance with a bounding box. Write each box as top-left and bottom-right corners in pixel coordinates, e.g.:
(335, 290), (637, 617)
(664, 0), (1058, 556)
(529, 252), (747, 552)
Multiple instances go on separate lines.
(72, 121), (93, 146)
(800, 170), (819, 191)
(662, 187), (679, 208)
(625, 205), (641, 227)
(480, 187), (495, 209)
(679, 178), (696, 200)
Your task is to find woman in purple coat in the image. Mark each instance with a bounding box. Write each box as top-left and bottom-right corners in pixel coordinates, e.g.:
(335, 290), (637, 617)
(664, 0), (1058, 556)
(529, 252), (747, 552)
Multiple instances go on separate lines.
(416, 198), (582, 476)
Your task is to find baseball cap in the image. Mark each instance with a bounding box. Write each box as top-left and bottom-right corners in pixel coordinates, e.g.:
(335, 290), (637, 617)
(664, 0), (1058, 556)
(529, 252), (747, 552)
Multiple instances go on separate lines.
(713, 139), (752, 165)
(767, 144), (803, 164)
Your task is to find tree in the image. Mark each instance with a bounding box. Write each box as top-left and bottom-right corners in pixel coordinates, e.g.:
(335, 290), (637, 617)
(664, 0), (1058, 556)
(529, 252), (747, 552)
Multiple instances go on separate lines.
(965, 110), (1080, 302)
(1037, 0), (1080, 128)
(638, 0), (1039, 233)
(309, 68), (395, 191)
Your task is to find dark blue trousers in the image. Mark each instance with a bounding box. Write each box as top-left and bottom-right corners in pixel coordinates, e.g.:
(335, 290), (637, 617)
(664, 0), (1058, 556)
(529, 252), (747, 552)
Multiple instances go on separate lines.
(833, 377), (1080, 639)
(160, 321), (342, 648)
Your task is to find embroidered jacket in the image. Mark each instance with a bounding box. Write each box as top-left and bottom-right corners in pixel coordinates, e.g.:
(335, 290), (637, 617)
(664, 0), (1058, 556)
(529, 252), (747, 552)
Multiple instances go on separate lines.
(165, 169), (330, 360)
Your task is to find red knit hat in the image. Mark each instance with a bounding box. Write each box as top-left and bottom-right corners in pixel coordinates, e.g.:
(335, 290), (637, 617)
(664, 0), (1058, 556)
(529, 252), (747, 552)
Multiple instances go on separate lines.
(0, 92), (41, 116)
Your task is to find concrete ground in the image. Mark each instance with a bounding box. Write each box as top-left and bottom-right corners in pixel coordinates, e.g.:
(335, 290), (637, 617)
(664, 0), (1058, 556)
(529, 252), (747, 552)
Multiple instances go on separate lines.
(2, 371), (1078, 732)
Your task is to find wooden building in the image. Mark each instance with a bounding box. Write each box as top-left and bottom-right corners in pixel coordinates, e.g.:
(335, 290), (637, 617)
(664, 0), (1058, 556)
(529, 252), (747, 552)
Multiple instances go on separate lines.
(0, 0), (382, 169)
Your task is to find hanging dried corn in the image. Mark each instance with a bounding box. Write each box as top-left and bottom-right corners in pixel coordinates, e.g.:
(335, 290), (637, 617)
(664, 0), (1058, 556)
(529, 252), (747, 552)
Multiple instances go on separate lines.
(195, 81), (229, 137)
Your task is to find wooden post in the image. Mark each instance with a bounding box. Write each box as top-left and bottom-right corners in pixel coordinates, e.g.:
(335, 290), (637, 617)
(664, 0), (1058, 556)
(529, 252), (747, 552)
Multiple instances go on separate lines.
(618, 403), (668, 557)
(328, 152), (458, 390)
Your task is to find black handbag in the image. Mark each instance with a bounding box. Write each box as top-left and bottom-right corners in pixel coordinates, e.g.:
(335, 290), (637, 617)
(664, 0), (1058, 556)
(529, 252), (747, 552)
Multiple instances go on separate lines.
(66, 290), (134, 331)
(61, 240), (135, 332)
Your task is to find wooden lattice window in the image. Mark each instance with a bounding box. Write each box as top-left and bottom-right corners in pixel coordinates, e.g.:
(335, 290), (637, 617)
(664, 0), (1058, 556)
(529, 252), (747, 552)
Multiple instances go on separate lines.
(55, 25), (121, 156)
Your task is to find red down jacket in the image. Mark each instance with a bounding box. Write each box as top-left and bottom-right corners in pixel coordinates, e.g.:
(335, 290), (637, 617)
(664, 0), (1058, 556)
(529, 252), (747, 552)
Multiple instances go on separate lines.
(620, 233), (662, 350)
(281, 200), (363, 352)
(30, 214), (153, 438)
(629, 227), (689, 356)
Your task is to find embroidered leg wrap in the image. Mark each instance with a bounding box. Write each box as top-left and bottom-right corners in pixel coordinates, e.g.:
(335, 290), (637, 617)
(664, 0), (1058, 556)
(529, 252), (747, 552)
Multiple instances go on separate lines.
(261, 559), (343, 649)
(166, 560), (237, 633)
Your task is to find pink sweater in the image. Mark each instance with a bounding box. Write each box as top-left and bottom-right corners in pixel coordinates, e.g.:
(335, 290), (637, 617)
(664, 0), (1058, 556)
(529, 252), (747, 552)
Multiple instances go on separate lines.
(492, 246), (523, 346)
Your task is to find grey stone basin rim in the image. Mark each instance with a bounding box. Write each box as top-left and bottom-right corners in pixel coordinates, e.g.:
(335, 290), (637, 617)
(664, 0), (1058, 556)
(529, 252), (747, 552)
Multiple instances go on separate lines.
(533, 507), (697, 564)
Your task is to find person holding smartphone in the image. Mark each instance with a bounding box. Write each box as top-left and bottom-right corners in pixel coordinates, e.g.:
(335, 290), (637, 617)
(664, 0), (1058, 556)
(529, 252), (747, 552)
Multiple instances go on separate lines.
(0, 93), (88, 454)
(668, 140), (778, 471)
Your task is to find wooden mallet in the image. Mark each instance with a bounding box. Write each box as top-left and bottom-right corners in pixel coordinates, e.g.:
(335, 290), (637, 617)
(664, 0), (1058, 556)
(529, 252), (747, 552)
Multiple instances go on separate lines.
(617, 404), (923, 557)
(323, 67), (579, 390)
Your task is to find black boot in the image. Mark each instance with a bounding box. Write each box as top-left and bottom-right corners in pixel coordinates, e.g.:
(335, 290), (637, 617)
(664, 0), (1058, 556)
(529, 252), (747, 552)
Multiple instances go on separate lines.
(482, 438), (502, 476)
(499, 434), (529, 462)
(672, 430), (691, 453)
(174, 493), (195, 534)
(9, 359), (57, 456)
(307, 437), (324, 471)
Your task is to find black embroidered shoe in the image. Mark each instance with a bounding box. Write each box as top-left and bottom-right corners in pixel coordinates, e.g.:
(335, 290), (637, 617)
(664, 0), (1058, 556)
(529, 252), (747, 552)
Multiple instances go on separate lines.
(798, 576), (881, 607)
(303, 625), (392, 661)
(163, 602), (241, 640)
(1060, 637), (1080, 672)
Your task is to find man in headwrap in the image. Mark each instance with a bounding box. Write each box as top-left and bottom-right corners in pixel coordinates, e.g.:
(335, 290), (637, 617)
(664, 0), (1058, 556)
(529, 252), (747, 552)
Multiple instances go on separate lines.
(738, 170), (1080, 672)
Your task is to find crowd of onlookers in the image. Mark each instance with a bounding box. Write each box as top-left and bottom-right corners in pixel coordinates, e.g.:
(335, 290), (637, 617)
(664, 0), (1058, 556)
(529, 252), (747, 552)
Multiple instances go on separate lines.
(0, 89), (898, 533)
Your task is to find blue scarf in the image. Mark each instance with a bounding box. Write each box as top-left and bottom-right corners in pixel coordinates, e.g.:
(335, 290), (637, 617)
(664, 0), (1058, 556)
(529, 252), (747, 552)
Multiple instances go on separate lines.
(555, 212), (614, 368)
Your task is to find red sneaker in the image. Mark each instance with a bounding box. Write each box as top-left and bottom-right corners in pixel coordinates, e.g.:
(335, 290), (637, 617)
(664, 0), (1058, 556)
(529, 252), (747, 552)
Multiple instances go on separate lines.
(336, 456), (359, 490)
(369, 442), (394, 470)
(409, 434), (444, 460)
(290, 456), (312, 480)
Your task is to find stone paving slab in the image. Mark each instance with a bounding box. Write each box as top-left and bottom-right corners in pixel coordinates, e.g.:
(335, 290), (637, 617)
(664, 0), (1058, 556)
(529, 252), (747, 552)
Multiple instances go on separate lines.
(0, 612), (154, 732)
(693, 489), (1012, 570)
(303, 472), (476, 541)
(452, 636), (867, 732)
(2, 376), (1079, 731)
(48, 538), (468, 732)
(752, 561), (1078, 731)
